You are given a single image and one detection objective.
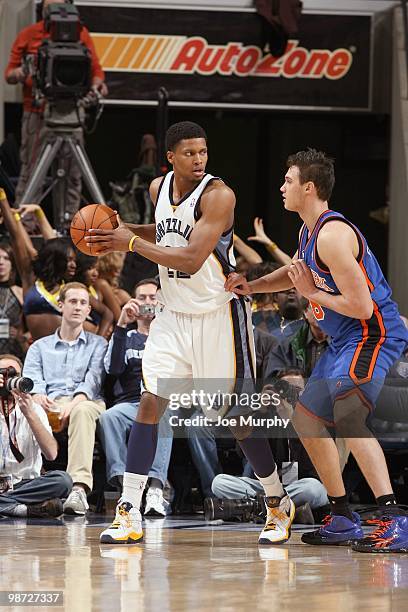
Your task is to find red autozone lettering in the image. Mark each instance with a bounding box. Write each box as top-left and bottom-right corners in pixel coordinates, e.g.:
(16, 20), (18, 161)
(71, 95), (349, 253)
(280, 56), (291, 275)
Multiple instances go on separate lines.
(170, 38), (352, 79)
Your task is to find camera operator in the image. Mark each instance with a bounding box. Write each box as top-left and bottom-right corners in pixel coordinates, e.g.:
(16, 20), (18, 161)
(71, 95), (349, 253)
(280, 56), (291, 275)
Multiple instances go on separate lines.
(4, 0), (107, 227)
(98, 279), (173, 517)
(0, 353), (72, 518)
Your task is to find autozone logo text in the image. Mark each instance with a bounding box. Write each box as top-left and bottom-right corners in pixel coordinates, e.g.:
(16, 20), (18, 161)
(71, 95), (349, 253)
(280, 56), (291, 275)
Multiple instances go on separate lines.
(92, 34), (353, 80)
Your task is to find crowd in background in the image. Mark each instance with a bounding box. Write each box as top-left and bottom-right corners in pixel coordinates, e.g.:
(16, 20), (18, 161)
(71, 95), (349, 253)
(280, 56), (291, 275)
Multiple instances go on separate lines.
(0, 190), (407, 521)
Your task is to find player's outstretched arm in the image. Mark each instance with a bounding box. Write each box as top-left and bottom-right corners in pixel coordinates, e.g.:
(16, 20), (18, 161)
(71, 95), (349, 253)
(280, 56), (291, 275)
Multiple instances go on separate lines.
(224, 265), (294, 295)
(288, 222), (373, 320)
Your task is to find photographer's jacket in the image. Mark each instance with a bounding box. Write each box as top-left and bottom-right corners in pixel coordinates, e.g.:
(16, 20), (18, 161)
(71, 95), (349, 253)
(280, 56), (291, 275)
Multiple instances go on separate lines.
(0, 402), (51, 485)
(5, 21), (104, 112)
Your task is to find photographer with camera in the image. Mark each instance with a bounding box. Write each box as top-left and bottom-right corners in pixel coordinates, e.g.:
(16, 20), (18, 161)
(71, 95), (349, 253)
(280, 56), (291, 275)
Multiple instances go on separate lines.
(4, 0), (107, 229)
(0, 353), (72, 518)
(98, 278), (173, 517)
(22, 282), (107, 515)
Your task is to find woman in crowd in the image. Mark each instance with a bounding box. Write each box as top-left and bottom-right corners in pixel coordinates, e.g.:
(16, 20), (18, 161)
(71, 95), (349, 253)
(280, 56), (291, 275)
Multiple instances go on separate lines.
(23, 239), (77, 340)
(0, 241), (27, 359)
(23, 239), (112, 340)
(96, 253), (131, 319)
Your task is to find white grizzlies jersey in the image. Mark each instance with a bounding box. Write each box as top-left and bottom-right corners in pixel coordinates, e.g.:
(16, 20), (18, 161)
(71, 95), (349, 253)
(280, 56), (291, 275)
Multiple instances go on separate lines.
(155, 171), (235, 314)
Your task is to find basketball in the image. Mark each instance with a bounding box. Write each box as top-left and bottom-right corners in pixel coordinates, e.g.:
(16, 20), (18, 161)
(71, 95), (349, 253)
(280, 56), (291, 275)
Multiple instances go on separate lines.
(70, 203), (118, 256)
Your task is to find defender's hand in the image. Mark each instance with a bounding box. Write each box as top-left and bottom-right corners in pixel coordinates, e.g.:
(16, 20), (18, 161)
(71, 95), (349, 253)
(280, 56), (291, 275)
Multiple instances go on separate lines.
(288, 259), (317, 300)
(224, 273), (252, 295)
(85, 215), (134, 255)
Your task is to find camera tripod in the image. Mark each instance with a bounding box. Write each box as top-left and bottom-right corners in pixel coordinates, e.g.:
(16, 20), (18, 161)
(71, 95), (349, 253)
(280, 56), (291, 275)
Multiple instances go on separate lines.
(19, 102), (105, 232)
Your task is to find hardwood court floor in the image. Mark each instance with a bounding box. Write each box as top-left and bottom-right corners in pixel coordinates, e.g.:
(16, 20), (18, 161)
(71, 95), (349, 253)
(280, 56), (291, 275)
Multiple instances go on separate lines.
(0, 516), (407, 612)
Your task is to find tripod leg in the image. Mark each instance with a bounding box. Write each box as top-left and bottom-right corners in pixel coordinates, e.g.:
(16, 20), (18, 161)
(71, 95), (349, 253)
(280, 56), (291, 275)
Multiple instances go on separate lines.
(19, 137), (63, 205)
(51, 157), (69, 232)
(67, 139), (105, 204)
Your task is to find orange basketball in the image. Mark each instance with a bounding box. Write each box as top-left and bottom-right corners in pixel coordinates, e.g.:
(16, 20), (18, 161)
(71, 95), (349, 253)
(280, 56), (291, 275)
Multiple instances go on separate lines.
(70, 203), (118, 256)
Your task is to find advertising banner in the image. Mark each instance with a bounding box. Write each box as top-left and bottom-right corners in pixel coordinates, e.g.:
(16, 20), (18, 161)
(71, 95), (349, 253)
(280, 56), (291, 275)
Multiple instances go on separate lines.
(78, 4), (372, 111)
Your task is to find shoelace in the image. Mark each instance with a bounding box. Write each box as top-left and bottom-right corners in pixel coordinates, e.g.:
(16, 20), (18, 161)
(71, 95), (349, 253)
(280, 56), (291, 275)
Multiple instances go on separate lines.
(366, 518), (393, 541)
(265, 507), (288, 529)
(322, 514), (333, 526)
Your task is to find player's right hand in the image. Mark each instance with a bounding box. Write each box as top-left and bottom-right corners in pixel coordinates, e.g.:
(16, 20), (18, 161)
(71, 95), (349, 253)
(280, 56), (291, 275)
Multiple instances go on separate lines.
(224, 272), (252, 295)
(85, 215), (135, 255)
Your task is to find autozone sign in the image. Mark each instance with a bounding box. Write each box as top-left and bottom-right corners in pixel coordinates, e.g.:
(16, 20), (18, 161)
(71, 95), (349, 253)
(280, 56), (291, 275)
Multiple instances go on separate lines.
(93, 35), (353, 80)
(80, 5), (372, 110)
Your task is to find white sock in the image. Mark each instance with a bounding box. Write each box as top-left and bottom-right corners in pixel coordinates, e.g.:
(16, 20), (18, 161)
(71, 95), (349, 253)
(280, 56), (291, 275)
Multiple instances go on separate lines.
(9, 504), (27, 517)
(257, 468), (285, 498)
(122, 472), (148, 509)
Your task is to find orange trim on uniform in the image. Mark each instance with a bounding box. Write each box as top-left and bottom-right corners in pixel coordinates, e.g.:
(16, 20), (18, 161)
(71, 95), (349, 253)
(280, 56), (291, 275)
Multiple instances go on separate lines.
(303, 210), (334, 252)
(296, 401), (335, 427)
(359, 261), (374, 292)
(349, 300), (386, 385)
(349, 318), (369, 384)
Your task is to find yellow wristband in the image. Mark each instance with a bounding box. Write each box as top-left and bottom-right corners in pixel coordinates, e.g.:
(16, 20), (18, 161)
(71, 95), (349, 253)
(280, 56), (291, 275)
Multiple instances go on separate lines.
(14, 212), (21, 222)
(128, 234), (140, 252)
(268, 241), (277, 251)
(0, 189), (6, 201)
(35, 208), (45, 219)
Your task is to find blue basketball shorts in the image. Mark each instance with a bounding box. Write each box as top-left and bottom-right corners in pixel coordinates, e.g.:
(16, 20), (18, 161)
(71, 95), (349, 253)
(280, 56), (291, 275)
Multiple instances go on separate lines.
(298, 336), (408, 425)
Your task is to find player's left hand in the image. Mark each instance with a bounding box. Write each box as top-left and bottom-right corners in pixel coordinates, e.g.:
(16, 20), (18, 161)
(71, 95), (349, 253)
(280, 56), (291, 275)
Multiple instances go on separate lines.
(288, 259), (317, 300)
(85, 215), (134, 255)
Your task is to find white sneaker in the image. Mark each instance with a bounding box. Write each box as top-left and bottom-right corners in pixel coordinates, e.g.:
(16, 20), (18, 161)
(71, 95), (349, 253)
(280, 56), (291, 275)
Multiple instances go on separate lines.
(144, 487), (171, 517)
(258, 494), (295, 545)
(63, 487), (89, 516)
(100, 500), (143, 545)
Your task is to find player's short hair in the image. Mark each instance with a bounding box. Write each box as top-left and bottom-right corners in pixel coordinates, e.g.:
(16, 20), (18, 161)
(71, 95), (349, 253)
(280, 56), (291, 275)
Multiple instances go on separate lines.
(134, 278), (159, 295)
(166, 122), (207, 151)
(287, 148), (335, 201)
(59, 282), (89, 302)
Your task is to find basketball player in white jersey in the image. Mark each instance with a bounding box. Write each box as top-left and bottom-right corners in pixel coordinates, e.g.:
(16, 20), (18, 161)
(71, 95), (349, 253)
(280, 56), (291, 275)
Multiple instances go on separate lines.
(85, 122), (295, 545)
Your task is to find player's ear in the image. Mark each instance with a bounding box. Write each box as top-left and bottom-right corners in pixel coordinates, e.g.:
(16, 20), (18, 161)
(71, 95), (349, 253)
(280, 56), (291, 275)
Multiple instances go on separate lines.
(167, 150), (174, 165)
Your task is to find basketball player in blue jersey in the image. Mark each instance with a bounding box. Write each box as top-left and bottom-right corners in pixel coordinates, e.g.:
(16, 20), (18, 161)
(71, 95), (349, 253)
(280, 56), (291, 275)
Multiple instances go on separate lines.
(85, 121), (296, 546)
(226, 149), (408, 553)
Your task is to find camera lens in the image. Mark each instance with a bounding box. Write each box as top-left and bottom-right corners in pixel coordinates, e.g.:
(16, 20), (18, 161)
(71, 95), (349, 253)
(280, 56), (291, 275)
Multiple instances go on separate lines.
(6, 377), (34, 394)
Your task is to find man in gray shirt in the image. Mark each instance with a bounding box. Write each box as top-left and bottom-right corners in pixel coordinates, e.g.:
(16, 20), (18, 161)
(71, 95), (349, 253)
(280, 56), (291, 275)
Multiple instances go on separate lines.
(23, 282), (107, 515)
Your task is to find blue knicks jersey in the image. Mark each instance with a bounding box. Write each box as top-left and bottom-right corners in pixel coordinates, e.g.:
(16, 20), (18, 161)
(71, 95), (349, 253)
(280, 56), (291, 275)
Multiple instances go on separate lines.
(298, 210), (408, 347)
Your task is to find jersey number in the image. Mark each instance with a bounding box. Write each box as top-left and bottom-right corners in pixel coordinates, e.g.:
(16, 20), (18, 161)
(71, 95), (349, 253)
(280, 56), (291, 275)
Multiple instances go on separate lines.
(310, 300), (325, 321)
(167, 268), (191, 279)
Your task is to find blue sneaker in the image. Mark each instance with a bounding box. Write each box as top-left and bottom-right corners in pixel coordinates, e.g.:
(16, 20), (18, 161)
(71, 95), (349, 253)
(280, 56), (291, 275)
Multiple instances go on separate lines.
(301, 512), (363, 546)
(352, 514), (408, 553)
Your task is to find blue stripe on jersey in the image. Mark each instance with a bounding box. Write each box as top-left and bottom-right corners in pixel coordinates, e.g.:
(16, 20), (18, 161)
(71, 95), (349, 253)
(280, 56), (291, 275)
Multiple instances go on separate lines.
(299, 210), (408, 348)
